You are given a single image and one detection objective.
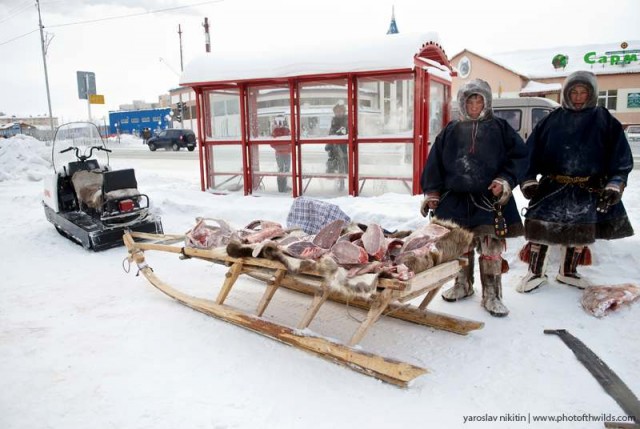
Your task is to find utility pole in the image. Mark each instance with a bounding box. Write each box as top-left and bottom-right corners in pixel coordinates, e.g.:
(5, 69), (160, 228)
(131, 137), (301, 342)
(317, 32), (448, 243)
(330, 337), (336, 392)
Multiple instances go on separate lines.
(36, 0), (55, 135)
(203, 17), (210, 53)
(178, 24), (184, 72)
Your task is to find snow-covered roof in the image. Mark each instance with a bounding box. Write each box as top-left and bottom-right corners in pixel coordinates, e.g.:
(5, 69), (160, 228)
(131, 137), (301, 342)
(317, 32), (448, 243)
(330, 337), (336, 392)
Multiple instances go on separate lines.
(520, 80), (562, 95)
(181, 32), (446, 85)
(486, 40), (640, 79)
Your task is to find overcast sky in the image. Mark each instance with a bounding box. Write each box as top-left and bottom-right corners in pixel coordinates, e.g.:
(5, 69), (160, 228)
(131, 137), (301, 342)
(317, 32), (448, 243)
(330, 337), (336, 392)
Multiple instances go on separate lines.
(1, 0), (639, 123)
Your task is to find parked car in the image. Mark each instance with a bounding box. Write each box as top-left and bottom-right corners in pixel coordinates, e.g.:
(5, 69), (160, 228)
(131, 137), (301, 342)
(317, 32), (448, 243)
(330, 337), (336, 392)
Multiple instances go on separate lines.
(146, 129), (196, 151)
(625, 125), (640, 155)
(491, 97), (559, 141)
(451, 97), (559, 141)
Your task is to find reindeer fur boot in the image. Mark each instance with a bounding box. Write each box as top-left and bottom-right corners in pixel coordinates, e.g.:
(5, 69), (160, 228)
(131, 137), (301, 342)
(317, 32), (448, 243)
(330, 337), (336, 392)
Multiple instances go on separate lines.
(442, 251), (475, 302)
(556, 246), (591, 289)
(517, 243), (549, 293)
(479, 257), (509, 317)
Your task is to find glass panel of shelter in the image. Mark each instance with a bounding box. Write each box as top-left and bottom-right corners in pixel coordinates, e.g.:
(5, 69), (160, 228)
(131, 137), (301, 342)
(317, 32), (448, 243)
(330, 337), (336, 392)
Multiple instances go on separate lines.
(298, 79), (350, 197)
(205, 89), (244, 193)
(207, 89), (242, 140)
(208, 144), (244, 192)
(246, 84), (293, 195)
(356, 74), (414, 196)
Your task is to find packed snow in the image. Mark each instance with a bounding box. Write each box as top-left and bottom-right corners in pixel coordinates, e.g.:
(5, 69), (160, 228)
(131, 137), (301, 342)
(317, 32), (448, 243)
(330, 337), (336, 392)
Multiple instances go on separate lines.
(1, 134), (639, 429)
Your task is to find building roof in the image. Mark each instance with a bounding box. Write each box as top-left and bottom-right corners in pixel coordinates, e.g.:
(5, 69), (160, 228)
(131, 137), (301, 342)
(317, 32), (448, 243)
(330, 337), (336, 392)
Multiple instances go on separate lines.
(180, 32), (448, 86)
(452, 48), (528, 79)
(520, 80), (562, 96)
(487, 40), (640, 79)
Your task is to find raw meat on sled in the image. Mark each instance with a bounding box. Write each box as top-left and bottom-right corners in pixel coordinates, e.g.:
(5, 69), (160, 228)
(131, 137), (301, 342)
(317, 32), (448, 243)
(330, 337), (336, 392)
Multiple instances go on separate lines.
(188, 216), (473, 297)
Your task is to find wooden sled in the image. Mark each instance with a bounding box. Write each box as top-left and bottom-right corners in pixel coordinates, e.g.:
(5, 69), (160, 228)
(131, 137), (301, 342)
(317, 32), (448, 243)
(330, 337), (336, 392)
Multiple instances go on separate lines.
(123, 231), (484, 387)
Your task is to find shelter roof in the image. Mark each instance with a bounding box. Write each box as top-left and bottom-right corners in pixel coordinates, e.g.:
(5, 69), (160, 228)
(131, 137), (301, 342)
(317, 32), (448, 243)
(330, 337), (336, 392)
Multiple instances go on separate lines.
(180, 32), (451, 86)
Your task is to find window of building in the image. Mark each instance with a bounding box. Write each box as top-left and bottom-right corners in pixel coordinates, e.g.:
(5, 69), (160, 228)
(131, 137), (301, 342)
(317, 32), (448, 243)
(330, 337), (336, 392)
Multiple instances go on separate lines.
(152, 116), (161, 122)
(141, 117), (150, 122)
(120, 118), (129, 124)
(598, 89), (617, 110)
(131, 118), (139, 124)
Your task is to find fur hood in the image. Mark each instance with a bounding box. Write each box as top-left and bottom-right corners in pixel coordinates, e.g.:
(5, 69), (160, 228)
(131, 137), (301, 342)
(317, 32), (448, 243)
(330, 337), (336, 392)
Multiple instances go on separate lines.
(456, 79), (493, 121)
(561, 70), (599, 111)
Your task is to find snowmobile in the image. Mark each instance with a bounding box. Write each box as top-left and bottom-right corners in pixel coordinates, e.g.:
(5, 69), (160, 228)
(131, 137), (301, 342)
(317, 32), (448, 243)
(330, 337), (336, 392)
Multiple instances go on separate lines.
(43, 122), (163, 251)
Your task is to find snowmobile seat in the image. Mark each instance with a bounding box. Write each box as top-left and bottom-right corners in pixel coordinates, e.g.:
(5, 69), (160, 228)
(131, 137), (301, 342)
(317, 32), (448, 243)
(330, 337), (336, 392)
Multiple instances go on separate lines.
(68, 159), (100, 177)
(102, 169), (140, 201)
(71, 170), (104, 210)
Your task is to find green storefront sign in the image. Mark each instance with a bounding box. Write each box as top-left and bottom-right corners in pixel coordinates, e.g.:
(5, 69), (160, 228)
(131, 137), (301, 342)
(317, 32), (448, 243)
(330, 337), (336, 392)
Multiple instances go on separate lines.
(628, 92), (640, 108)
(583, 50), (640, 66)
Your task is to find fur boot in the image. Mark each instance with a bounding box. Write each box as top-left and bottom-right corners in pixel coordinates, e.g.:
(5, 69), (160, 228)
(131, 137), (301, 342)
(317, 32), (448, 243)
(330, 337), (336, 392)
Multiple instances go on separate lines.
(517, 242), (549, 293)
(479, 256), (509, 317)
(442, 251), (475, 302)
(556, 246), (591, 289)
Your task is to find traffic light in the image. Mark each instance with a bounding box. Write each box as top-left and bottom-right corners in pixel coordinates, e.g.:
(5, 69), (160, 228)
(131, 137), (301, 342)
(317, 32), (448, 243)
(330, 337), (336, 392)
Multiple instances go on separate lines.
(174, 102), (183, 123)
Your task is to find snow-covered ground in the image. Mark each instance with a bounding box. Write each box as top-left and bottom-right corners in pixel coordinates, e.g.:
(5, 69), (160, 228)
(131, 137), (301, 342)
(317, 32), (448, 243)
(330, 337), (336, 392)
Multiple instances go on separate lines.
(1, 135), (638, 429)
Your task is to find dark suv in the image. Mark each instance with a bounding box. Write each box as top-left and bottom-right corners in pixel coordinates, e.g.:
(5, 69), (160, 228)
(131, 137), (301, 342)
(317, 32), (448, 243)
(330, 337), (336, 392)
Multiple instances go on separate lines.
(146, 129), (196, 151)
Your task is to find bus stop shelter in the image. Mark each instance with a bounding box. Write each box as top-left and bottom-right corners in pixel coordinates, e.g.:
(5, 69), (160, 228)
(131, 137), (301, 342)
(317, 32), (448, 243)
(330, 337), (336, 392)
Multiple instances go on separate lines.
(179, 32), (455, 197)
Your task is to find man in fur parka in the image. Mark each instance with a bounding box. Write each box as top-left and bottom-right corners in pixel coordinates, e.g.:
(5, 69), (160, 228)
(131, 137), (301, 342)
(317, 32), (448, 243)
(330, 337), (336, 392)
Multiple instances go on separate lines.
(420, 79), (528, 317)
(517, 70), (634, 293)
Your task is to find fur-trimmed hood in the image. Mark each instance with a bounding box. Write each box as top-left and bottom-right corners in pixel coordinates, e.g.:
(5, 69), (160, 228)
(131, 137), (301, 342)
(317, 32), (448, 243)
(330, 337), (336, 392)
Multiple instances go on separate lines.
(561, 70), (598, 111)
(457, 79), (493, 121)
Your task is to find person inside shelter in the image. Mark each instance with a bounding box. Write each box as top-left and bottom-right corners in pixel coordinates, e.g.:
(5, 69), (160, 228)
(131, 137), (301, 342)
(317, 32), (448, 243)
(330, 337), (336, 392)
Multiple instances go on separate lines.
(325, 101), (348, 191)
(269, 115), (292, 193)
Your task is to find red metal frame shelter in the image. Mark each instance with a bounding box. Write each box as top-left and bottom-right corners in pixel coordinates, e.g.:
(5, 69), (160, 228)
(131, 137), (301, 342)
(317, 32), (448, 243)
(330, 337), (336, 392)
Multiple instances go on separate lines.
(181, 33), (455, 197)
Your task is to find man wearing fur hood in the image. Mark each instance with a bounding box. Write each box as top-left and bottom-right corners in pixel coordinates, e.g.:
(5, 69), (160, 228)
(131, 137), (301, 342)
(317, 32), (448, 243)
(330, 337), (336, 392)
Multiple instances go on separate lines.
(517, 70), (634, 293)
(420, 79), (528, 317)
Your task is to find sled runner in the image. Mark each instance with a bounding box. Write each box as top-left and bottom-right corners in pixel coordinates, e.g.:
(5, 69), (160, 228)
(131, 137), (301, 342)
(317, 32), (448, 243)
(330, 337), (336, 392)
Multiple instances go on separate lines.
(123, 231), (484, 387)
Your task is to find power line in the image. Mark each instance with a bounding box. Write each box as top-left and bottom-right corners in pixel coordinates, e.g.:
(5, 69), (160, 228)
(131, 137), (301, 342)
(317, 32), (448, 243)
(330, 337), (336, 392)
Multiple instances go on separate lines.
(0, 28), (39, 47)
(0, 1), (33, 25)
(0, 0), (223, 47)
(5, 0), (32, 16)
(47, 0), (223, 29)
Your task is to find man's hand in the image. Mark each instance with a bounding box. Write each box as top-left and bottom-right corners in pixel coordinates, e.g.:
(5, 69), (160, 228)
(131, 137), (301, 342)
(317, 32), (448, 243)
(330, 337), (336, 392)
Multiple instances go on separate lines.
(420, 192), (440, 217)
(521, 180), (539, 200)
(597, 181), (624, 213)
(489, 178), (511, 206)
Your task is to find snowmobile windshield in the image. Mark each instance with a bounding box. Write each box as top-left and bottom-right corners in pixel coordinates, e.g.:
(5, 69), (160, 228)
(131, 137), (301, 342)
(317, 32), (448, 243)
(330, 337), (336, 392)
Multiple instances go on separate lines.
(52, 122), (110, 175)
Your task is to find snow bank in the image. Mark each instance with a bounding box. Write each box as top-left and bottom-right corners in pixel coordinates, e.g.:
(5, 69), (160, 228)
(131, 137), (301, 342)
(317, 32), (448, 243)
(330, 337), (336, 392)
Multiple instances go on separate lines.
(0, 135), (52, 182)
(106, 133), (144, 147)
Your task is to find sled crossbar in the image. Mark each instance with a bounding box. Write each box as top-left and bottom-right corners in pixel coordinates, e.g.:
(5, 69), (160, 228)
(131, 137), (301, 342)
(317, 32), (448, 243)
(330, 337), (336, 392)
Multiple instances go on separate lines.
(123, 231), (484, 387)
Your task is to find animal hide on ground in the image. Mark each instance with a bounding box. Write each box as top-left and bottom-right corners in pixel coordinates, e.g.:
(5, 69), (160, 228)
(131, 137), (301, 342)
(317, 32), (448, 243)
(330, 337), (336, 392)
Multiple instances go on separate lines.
(581, 284), (640, 318)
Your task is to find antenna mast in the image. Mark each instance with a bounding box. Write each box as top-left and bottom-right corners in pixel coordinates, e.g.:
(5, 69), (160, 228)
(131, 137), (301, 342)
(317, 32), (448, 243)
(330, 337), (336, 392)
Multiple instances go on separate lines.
(178, 24), (184, 72)
(203, 17), (210, 53)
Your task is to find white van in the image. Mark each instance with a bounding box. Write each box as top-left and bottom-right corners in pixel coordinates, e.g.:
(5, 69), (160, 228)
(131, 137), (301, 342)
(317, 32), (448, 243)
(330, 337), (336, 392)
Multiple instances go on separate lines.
(451, 97), (559, 141)
(492, 97), (559, 140)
